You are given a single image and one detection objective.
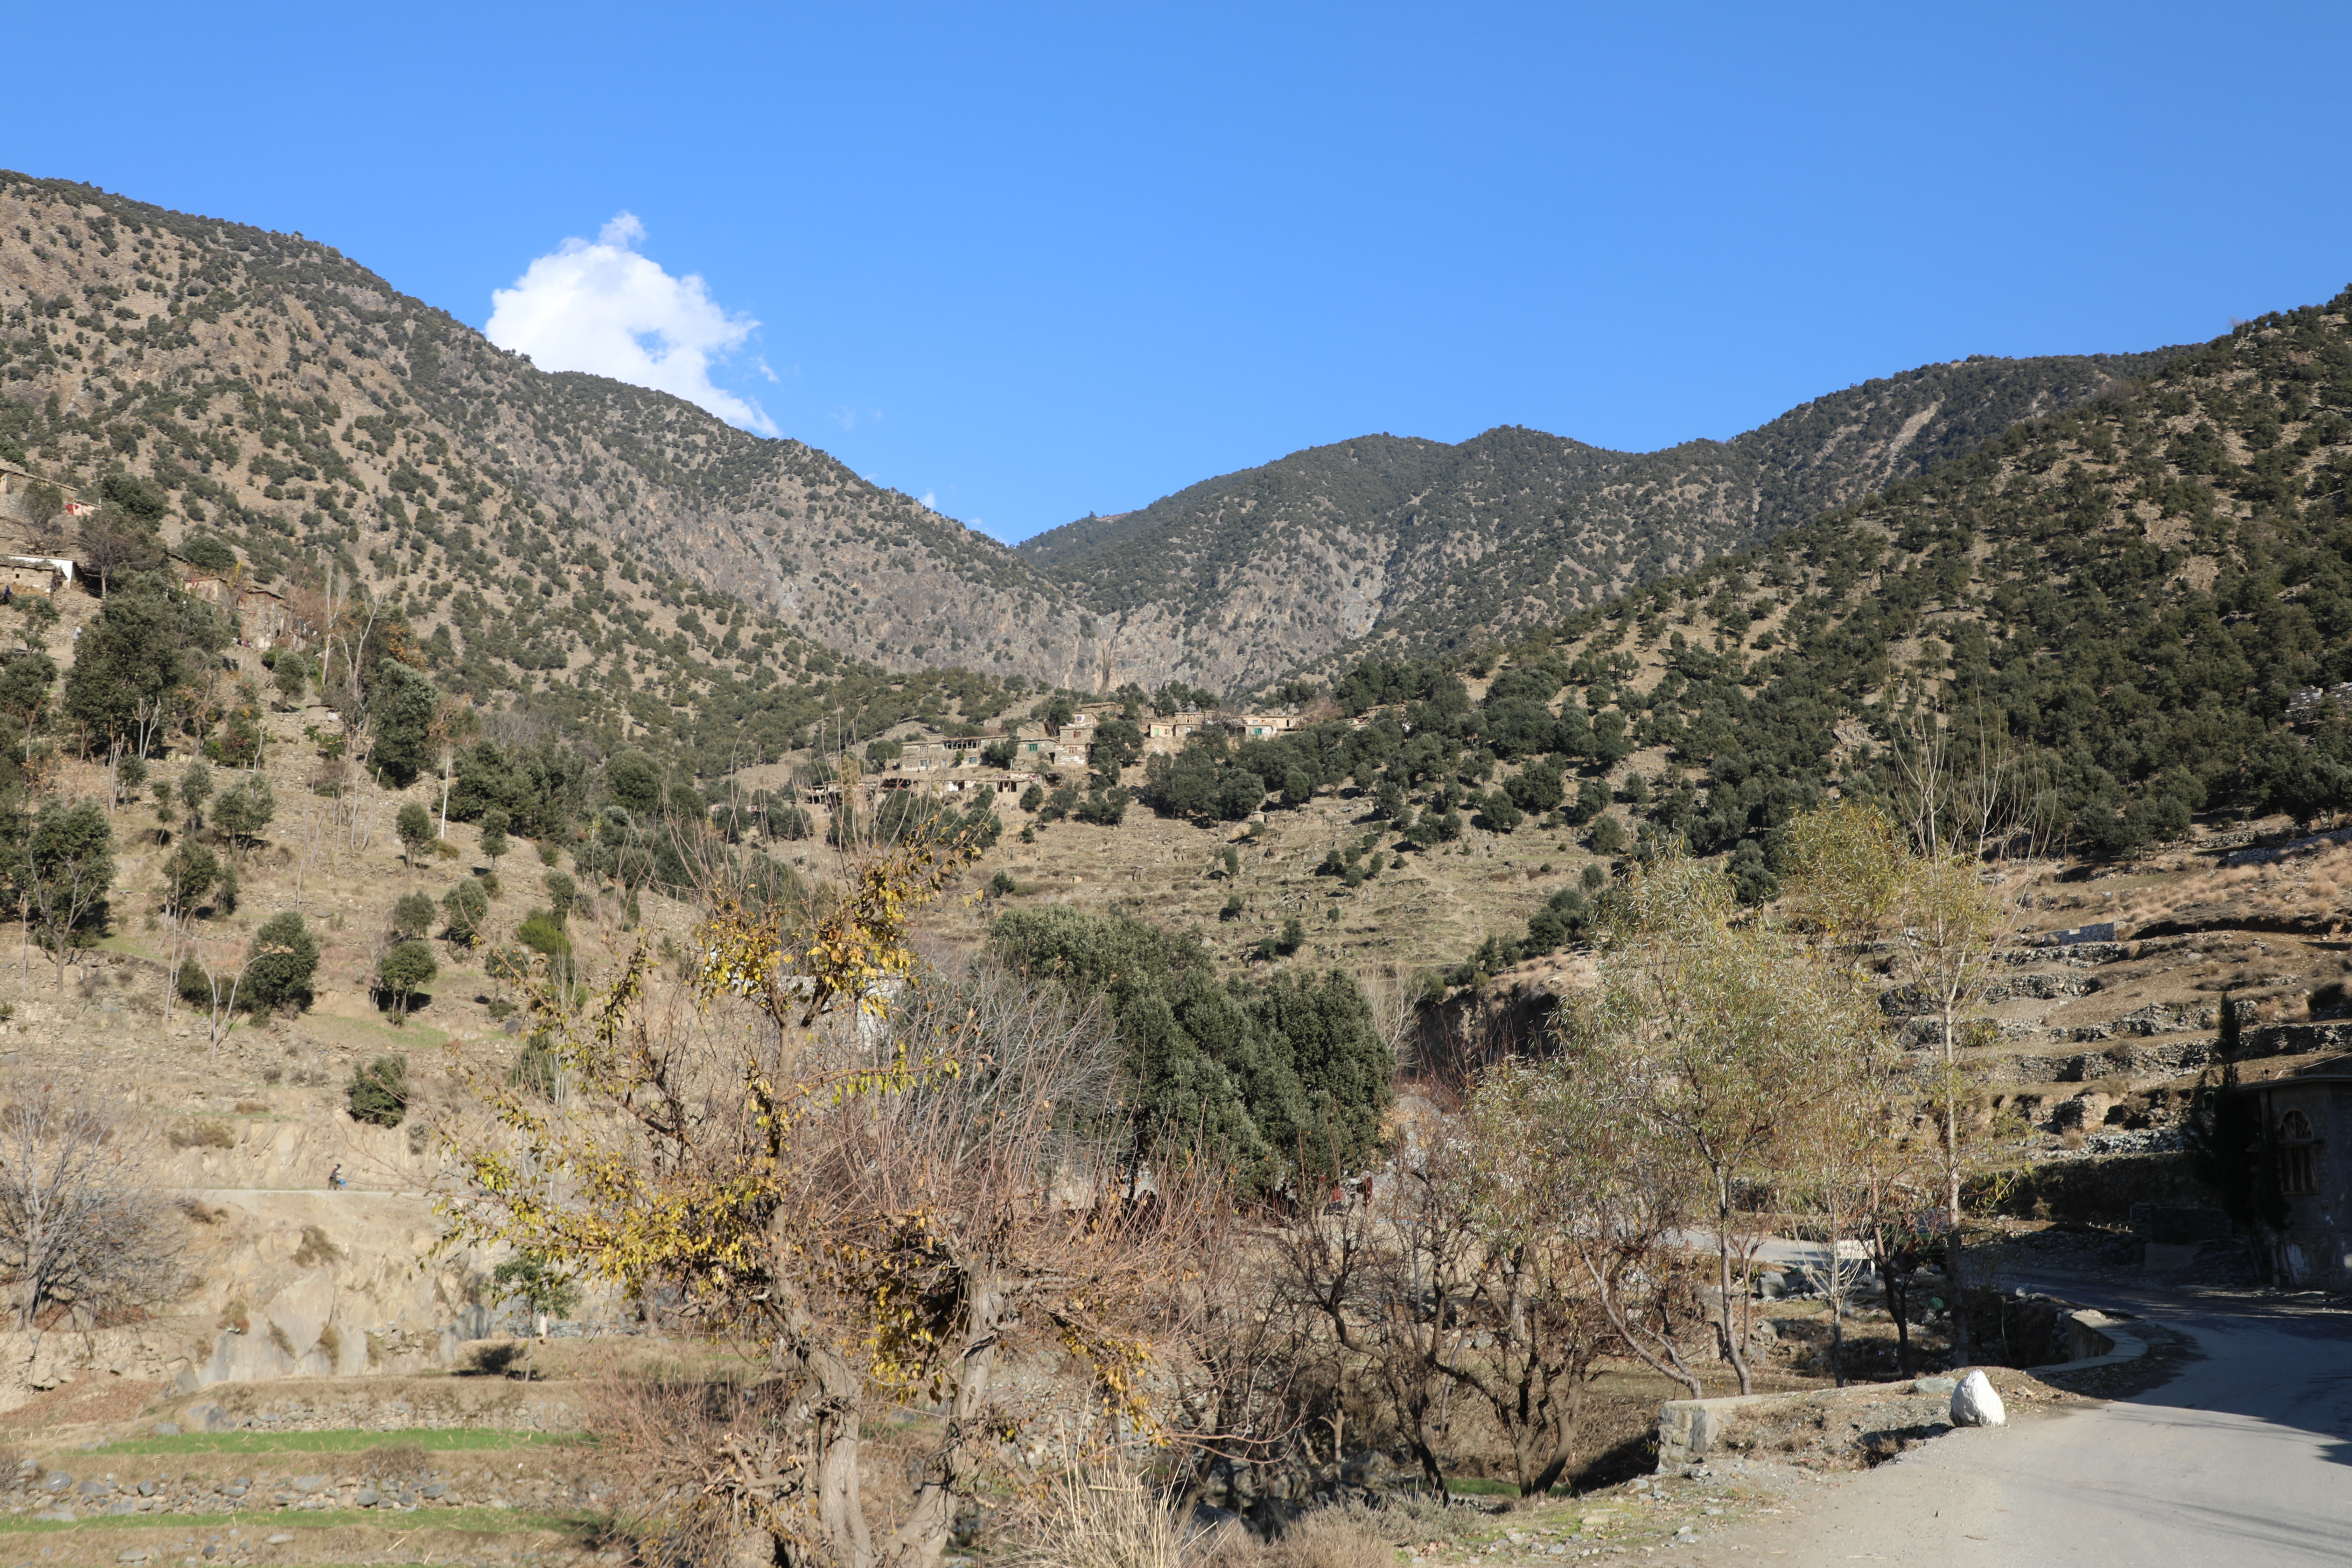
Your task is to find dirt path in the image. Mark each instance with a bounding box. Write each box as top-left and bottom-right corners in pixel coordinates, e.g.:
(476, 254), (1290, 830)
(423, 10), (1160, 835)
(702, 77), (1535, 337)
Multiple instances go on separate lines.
(1692, 1275), (2352, 1565)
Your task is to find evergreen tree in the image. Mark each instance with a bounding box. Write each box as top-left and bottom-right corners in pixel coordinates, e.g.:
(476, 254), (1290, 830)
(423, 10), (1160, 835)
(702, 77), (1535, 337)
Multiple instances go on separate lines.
(368, 660), (439, 786)
(242, 912), (320, 1011)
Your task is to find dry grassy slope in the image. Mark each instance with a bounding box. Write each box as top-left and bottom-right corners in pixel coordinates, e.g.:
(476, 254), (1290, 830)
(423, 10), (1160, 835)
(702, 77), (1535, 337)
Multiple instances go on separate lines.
(0, 172), (1100, 688)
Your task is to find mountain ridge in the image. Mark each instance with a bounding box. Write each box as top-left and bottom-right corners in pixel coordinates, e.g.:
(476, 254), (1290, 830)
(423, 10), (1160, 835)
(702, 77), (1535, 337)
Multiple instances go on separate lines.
(0, 169), (2183, 716)
(1018, 349), (2180, 691)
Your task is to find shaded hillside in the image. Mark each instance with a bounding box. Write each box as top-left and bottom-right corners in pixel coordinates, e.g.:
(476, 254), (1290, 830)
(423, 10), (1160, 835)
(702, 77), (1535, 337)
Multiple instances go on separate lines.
(1020, 352), (2176, 692)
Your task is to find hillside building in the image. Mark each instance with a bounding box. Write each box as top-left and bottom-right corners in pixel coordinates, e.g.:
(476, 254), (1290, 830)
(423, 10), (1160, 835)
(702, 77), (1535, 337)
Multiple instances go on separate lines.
(2249, 1062), (2352, 1289)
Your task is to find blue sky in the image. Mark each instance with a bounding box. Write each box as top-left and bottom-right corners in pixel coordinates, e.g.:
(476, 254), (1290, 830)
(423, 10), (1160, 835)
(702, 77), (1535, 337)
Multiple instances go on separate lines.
(14, 2), (2351, 542)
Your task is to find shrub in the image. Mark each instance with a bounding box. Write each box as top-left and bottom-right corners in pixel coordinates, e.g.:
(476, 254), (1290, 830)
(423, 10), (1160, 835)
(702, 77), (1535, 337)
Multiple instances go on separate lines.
(989, 870), (1016, 896)
(168, 1120), (236, 1150)
(518, 908), (570, 959)
(512, 1037), (562, 1099)
(442, 877), (489, 945)
(543, 871), (577, 922)
(346, 1055), (409, 1127)
(181, 535), (237, 574)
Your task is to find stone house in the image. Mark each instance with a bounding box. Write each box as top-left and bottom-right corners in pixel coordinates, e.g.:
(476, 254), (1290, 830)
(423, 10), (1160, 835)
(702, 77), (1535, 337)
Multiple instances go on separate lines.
(2249, 1062), (2352, 1288)
(1146, 711), (1209, 751)
(0, 554), (73, 596)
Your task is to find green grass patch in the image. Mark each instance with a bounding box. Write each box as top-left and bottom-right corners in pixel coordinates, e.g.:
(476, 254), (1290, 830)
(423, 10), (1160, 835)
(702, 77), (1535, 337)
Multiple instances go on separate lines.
(92, 1428), (589, 1457)
(0, 1507), (601, 1537)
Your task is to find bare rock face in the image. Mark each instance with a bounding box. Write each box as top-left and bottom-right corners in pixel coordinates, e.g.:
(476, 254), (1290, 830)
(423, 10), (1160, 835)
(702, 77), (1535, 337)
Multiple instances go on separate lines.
(1951, 1368), (2008, 1428)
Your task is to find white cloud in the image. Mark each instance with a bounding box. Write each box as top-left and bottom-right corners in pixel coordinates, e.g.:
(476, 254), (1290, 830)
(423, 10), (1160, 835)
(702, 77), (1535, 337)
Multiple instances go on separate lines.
(486, 212), (777, 436)
(917, 491), (938, 511)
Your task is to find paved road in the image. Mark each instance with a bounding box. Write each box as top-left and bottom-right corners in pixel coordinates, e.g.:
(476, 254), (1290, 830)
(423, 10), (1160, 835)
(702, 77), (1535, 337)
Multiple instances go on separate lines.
(1715, 1274), (2352, 1565)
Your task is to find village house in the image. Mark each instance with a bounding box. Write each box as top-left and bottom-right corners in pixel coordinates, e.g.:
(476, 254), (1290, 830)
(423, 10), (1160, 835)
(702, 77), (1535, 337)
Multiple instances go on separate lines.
(2248, 1060), (2352, 1289)
(0, 554), (73, 596)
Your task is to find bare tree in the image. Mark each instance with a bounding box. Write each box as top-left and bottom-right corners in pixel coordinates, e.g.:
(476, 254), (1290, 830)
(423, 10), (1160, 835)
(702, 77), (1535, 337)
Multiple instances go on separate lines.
(1479, 1054), (1710, 1401)
(1274, 1103), (1609, 1503)
(76, 513), (161, 598)
(0, 1084), (184, 1332)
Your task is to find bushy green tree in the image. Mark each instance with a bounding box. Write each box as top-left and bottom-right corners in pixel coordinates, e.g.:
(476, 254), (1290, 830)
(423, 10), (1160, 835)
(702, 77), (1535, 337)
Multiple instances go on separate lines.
(160, 839), (220, 917)
(606, 748), (664, 816)
(271, 649), (311, 707)
(479, 807), (510, 869)
(22, 799), (114, 986)
(442, 877), (490, 946)
(395, 802), (433, 868)
(391, 891), (436, 939)
(376, 941), (438, 1022)
(61, 587), (224, 750)
(178, 762), (213, 831)
(367, 659), (439, 786)
(211, 776), (275, 856)
(242, 912), (320, 1011)
(989, 906), (1393, 1194)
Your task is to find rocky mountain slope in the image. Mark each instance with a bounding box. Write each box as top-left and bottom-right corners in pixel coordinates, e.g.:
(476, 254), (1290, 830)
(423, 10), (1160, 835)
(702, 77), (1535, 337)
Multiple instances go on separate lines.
(0, 170), (2177, 712)
(1018, 351), (2176, 690)
(0, 172), (1102, 707)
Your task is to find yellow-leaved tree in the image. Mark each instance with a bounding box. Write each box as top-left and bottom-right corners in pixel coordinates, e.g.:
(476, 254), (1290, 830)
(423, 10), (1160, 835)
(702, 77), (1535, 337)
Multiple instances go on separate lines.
(443, 822), (1207, 1568)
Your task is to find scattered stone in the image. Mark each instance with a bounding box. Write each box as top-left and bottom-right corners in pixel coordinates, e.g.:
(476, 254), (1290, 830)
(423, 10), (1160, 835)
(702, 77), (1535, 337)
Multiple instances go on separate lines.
(291, 1475), (327, 1494)
(153, 1422), (180, 1438)
(354, 1488), (379, 1507)
(1951, 1369), (2008, 1427)
(1913, 1376), (1958, 1395)
(420, 1482), (448, 1498)
(34, 1507), (76, 1522)
(265, 1534), (294, 1546)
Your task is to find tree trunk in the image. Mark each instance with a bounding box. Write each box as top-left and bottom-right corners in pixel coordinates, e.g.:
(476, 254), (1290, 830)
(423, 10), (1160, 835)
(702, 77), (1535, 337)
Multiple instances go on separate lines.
(1715, 1174), (1752, 1395)
(1941, 996), (1970, 1364)
(772, 1302), (872, 1568)
(881, 1269), (1003, 1567)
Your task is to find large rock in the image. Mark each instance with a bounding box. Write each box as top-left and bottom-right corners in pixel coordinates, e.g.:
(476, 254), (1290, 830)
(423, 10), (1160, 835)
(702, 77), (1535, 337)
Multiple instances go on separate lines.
(263, 1269), (337, 1362)
(1951, 1369), (2007, 1428)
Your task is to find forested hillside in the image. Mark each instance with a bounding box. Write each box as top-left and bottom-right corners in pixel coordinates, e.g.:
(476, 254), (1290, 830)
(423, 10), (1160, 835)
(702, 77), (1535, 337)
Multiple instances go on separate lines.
(1094, 290), (2352, 973)
(1017, 350), (2175, 691)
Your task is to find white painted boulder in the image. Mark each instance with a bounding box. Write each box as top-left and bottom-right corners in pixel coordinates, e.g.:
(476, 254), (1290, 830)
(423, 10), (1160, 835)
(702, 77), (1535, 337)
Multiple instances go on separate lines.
(1951, 1369), (2008, 1428)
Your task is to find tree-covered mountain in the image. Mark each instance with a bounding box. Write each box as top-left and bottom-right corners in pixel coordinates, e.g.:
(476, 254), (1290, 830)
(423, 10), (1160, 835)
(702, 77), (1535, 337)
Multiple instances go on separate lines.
(1108, 287), (2352, 978)
(1018, 350), (2178, 692)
